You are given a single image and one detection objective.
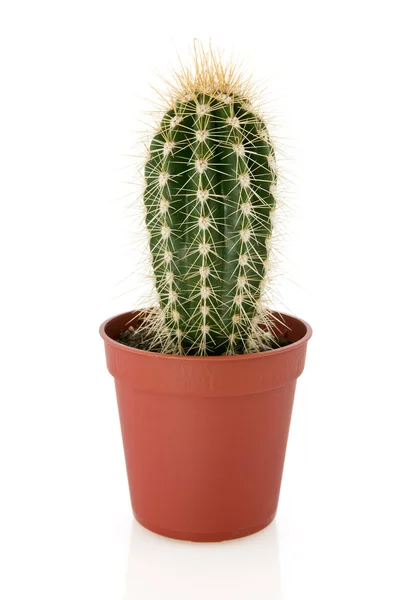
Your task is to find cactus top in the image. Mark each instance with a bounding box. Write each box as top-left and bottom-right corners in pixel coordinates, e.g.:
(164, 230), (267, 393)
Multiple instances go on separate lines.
(140, 46), (278, 355)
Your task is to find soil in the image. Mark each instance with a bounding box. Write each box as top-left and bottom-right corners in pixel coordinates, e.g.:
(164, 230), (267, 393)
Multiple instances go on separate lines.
(117, 327), (292, 354)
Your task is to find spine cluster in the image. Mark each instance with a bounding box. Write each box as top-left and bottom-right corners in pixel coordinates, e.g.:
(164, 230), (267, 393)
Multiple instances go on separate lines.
(142, 91), (277, 355)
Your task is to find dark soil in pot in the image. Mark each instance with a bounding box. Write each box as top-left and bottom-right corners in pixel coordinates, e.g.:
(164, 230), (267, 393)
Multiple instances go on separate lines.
(117, 325), (292, 354)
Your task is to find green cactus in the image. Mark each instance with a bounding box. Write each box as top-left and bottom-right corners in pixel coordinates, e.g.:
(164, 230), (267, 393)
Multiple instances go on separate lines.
(139, 47), (278, 355)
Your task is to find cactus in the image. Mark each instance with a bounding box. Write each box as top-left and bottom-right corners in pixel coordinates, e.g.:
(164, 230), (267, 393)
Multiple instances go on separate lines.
(139, 45), (278, 355)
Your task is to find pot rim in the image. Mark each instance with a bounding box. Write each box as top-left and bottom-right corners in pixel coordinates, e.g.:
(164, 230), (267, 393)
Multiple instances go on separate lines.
(99, 309), (312, 362)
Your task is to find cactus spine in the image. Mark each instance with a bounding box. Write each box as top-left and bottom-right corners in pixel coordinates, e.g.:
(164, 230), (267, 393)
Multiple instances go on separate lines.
(140, 46), (278, 355)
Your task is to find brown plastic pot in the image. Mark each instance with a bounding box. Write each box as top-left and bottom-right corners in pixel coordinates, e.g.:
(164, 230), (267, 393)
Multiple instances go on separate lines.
(100, 310), (312, 542)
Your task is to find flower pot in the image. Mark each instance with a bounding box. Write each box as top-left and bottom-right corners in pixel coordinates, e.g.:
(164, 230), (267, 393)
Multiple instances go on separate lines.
(100, 310), (312, 542)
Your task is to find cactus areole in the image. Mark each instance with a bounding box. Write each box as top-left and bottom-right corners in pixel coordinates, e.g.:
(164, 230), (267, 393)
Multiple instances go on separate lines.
(100, 44), (312, 542)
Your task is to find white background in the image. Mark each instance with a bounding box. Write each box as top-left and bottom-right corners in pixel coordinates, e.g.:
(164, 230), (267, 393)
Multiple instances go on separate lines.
(1, 1), (400, 598)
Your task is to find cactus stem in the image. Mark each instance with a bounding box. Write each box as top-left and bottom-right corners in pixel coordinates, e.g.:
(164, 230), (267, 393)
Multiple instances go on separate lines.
(140, 43), (279, 355)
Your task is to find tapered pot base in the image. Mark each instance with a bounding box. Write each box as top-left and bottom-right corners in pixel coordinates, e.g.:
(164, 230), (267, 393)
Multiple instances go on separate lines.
(134, 512), (276, 542)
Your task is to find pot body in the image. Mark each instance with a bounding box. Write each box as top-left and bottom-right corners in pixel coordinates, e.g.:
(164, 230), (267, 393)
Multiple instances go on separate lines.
(100, 311), (312, 542)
